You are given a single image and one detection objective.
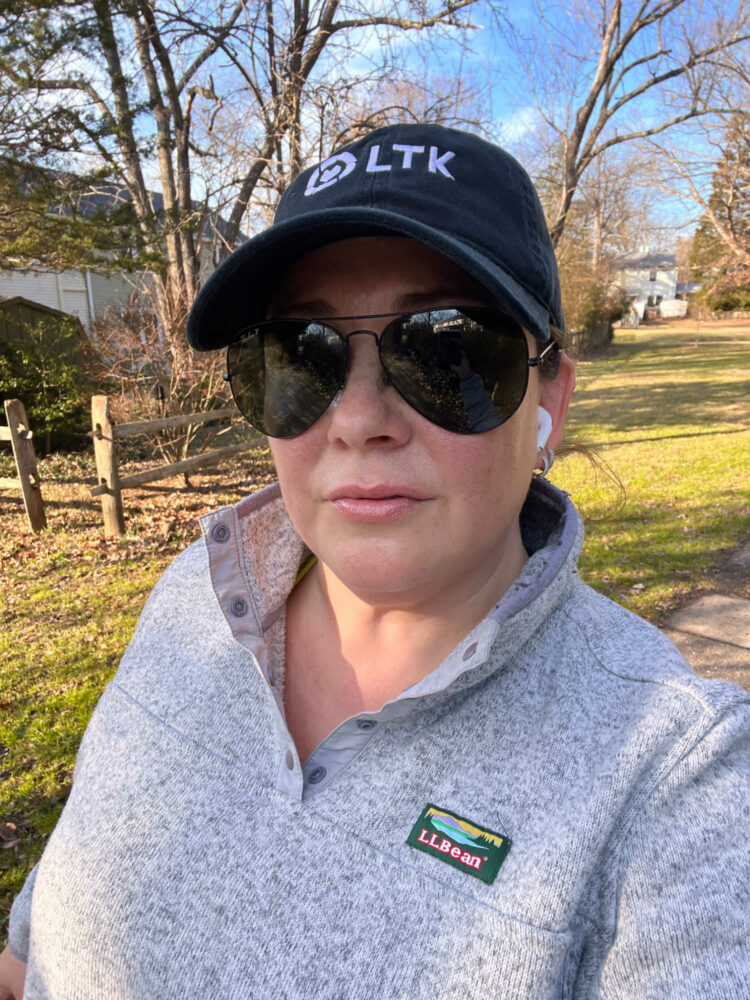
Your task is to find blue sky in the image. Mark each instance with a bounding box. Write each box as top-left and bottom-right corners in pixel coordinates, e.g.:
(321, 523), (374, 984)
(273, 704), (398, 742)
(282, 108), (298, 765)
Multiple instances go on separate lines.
(394, 0), (743, 245)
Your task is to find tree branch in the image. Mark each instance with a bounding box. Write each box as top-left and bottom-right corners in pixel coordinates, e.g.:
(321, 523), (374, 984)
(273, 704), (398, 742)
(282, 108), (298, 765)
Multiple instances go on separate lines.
(176, 0), (252, 94)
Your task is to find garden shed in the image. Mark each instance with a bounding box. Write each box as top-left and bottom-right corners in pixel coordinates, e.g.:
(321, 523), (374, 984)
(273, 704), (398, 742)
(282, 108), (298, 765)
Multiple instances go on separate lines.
(0, 296), (87, 359)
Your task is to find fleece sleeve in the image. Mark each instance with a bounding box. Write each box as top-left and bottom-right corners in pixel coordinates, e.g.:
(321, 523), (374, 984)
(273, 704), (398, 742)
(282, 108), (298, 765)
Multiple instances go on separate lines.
(7, 863), (39, 963)
(598, 702), (750, 999)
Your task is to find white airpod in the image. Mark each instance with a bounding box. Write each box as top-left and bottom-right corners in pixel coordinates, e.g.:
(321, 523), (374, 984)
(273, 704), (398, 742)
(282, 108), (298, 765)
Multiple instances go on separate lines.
(537, 406), (553, 450)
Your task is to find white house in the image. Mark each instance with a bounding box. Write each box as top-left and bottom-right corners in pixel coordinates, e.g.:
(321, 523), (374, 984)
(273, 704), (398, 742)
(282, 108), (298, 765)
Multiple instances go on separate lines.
(611, 251), (687, 319)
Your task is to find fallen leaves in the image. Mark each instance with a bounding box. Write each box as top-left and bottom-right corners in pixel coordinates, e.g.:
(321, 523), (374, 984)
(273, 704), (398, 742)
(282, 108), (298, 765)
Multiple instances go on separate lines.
(1, 448), (276, 581)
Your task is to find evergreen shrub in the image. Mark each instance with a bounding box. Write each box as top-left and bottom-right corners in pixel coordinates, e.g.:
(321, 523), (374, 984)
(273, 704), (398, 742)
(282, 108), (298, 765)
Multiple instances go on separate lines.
(0, 315), (91, 453)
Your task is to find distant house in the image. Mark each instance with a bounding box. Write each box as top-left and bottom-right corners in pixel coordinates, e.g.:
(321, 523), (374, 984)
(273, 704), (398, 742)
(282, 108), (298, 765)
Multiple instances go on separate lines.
(0, 176), (243, 331)
(611, 251), (687, 319)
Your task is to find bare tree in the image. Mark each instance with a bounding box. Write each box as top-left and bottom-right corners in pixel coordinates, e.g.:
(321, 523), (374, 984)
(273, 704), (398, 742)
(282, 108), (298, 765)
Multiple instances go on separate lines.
(638, 42), (750, 296)
(203, 45), (490, 237)
(1, 0), (480, 351)
(90, 294), (236, 473)
(655, 102), (750, 266)
(497, 0), (750, 248)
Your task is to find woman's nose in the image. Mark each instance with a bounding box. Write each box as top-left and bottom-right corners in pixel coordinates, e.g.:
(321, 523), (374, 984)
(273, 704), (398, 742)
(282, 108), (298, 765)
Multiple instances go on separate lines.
(325, 332), (412, 448)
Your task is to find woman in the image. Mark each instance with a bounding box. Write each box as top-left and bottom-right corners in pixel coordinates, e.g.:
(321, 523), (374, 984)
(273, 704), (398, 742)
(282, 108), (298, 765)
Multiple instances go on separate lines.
(2, 124), (748, 999)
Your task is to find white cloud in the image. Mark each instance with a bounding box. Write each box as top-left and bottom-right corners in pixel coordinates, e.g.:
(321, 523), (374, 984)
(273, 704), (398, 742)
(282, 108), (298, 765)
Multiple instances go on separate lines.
(497, 105), (541, 142)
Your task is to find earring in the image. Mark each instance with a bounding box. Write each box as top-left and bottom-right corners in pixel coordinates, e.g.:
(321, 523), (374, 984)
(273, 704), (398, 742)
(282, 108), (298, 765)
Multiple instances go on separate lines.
(535, 446), (554, 477)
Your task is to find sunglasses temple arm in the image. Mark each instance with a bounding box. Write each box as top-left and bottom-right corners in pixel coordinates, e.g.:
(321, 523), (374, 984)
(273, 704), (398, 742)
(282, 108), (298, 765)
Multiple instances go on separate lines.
(528, 340), (559, 368)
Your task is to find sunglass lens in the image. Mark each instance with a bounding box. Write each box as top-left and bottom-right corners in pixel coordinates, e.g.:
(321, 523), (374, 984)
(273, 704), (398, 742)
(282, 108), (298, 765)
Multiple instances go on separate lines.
(227, 321), (347, 438)
(381, 309), (529, 433)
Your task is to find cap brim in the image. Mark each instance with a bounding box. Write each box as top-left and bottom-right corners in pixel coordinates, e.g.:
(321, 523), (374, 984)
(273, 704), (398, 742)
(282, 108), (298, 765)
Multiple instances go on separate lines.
(187, 208), (554, 350)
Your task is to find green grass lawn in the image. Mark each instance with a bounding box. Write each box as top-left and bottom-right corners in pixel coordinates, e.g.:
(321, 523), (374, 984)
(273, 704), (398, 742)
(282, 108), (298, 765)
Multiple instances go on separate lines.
(550, 321), (750, 620)
(1, 319), (749, 943)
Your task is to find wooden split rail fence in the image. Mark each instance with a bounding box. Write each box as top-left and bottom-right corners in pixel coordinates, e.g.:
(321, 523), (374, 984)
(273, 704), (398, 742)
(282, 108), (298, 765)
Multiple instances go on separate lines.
(90, 395), (257, 537)
(0, 398), (47, 532)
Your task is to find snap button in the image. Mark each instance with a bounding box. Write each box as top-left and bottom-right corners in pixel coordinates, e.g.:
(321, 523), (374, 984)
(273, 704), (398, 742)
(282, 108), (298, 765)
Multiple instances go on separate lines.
(308, 766), (326, 784)
(212, 524), (230, 543)
(285, 750), (294, 770)
(462, 642), (478, 661)
(230, 598), (248, 617)
(356, 718), (377, 731)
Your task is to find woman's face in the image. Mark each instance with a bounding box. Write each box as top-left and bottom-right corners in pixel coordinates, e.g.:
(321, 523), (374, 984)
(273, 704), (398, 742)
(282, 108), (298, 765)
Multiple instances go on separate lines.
(267, 237), (574, 609)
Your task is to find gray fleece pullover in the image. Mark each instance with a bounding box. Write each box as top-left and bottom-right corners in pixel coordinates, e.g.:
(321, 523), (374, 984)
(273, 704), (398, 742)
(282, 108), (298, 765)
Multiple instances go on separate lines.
(9, 479), (750, 998)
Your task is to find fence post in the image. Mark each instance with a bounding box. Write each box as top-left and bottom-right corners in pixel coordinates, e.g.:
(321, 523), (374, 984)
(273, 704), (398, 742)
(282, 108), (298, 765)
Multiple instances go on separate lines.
(3, 398), (46, 532)
(91, 394), (125, 537)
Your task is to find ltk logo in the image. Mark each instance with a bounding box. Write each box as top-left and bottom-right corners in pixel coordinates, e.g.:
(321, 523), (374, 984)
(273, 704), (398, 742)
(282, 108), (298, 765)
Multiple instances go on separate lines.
(304, 142), (456, 196)
(406, 804), (511, 885)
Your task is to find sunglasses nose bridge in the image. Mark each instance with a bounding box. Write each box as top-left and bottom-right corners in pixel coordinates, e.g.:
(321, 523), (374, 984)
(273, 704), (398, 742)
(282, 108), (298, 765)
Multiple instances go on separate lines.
(340, 328), (394, 389)
(342, 328), (381, 343)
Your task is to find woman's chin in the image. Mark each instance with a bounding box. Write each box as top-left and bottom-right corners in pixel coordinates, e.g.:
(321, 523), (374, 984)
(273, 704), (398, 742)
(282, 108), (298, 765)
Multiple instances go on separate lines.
(324, 547), (439, 606)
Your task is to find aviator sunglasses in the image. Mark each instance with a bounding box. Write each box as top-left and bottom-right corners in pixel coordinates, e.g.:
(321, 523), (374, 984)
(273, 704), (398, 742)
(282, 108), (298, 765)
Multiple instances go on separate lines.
(225, 306), (558, 438)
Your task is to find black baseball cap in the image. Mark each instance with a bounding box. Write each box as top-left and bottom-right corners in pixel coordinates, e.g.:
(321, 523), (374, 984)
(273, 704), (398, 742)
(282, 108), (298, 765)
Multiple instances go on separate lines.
(187, 123), (563, 351)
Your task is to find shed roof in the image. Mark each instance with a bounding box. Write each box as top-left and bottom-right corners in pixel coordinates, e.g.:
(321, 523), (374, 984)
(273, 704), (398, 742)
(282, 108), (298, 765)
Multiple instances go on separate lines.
(0, 295), (80, 322)
(0, 296), (85, 348)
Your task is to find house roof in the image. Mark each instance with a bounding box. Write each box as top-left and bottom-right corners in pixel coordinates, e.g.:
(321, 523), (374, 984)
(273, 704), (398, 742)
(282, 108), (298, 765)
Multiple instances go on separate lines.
(73, 182), (246, 245)
(5, 160), (246, 246)
(612, 251), (677, 271)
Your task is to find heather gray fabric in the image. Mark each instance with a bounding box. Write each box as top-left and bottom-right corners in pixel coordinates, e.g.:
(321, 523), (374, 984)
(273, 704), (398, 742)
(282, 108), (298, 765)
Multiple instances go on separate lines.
(9, 479), (750, 998)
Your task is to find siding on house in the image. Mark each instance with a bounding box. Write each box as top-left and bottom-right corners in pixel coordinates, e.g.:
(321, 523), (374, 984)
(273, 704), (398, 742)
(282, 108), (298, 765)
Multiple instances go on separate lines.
(88, 271), (138, 320)
(4, 169), (246, 332)
(2, 238), (233, 333)
(0, 268), (92, 327)
(617, 268), (677, 302)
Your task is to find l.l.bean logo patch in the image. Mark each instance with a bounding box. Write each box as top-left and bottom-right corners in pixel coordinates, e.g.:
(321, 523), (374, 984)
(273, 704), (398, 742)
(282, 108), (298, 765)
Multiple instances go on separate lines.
(406, 803), (511, 885)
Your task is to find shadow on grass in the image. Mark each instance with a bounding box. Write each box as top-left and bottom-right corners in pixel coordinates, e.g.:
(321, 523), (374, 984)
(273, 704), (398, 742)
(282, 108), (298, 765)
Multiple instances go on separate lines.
(587, 428), (750, 448)
(569, 378), (748, 432)
(575, 490), (750, 616)
(584, 337), (748, 373)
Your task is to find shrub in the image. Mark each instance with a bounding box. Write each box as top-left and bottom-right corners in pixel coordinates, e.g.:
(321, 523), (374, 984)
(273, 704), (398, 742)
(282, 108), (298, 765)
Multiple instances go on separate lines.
(561, 263), (627, 334)
(704, 286), (750, 312)
(90, 302), (237, 472)
(0, 316), (92, 453)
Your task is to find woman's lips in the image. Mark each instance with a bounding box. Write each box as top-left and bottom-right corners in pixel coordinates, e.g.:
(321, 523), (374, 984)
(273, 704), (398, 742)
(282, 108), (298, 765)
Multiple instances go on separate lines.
(328, 486), (428, 522)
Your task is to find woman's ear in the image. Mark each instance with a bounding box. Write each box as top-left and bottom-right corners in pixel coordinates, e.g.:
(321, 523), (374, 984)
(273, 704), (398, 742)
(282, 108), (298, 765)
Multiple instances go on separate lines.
(538, 354), (576, 452)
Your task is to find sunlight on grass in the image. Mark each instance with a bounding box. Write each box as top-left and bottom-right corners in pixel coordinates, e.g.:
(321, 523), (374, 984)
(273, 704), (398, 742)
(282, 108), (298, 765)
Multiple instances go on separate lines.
(551, 324), (750, 620)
